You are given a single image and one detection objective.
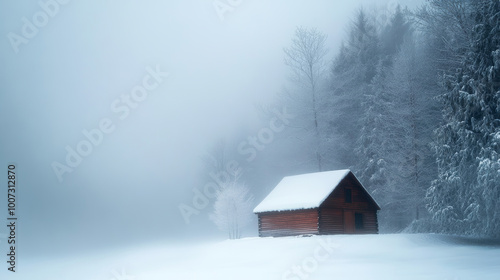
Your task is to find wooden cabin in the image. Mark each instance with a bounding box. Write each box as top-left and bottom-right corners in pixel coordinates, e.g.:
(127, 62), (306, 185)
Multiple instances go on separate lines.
(253, 169), (380, 237)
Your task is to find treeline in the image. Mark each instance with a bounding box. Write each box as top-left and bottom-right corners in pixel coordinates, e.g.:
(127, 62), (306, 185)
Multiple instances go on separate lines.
(277, 0), (500, 237)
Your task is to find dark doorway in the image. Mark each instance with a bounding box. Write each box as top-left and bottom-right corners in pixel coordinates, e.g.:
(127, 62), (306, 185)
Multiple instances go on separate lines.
(355, 212), (364, 230)
(343, 210), (355, 233)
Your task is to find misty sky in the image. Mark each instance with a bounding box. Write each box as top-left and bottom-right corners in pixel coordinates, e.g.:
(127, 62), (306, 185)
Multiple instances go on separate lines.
(0, 0), (423, 258)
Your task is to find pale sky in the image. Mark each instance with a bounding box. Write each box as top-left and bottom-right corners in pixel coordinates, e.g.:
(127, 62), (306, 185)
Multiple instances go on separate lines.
(0, 0), (424, 258)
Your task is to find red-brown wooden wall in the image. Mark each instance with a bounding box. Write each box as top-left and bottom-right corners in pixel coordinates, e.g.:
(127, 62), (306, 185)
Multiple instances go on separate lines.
(258, 209), (318, 237)
(319, 173), (379, 234)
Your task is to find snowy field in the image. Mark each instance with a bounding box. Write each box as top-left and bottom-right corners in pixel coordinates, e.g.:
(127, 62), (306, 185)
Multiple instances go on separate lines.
(12, 234), (500, 280)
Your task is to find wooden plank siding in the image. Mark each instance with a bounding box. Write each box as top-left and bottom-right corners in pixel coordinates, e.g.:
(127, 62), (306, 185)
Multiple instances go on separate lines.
(318, 208), (344, 234)
(355, 210), (378, 234)
(319, 173), (379, 234)
(258, 209), (319, 237)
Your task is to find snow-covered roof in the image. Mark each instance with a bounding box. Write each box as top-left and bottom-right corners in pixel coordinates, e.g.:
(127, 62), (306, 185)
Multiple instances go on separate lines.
(253, 169), (352, 213)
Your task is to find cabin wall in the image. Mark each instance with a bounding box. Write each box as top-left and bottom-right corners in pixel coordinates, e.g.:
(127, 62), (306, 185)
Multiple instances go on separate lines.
(318, 208), (344, 234)
(318, 208), (378, 234)
(258, 209), (319, 237)
(321, 174), (379, 211)
(319, 174), (379, 234)
(355, 210), (378, 234)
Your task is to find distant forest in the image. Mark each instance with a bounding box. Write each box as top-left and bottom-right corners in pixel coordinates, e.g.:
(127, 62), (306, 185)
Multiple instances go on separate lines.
(205, 0), (500, 238)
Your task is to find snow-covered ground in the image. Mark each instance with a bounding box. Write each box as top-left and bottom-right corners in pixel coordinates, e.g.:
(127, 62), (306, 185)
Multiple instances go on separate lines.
(11, 234), (500, 280)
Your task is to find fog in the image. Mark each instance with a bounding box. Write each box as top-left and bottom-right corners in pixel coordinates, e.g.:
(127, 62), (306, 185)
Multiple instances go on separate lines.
(0, 0), (423, 262)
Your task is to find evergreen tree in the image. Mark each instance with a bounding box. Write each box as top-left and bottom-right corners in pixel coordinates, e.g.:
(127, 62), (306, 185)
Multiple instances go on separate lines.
(427, 0), (500, 237)
(384, 35), (441, 231)
(353, 8), (420, 231)
(328, 9), (379, 169)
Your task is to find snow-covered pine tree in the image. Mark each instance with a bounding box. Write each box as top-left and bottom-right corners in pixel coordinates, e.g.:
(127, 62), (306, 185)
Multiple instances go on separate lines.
(354, 7), (420, 231)
(465, 0), (500, 237)
(328, 9), (379, 170)
(384, 34), (442, 231)
(355, 61), (392, 229)
(427, 0), (500, 237)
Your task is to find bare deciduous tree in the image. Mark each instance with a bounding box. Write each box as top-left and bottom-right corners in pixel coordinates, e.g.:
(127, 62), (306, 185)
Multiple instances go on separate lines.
(284, 26), (328, 171)
(210, 176), (254, 239)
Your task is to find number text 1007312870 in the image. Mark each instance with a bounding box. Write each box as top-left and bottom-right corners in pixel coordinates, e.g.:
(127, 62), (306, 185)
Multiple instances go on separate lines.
(7, 164), (17, 272)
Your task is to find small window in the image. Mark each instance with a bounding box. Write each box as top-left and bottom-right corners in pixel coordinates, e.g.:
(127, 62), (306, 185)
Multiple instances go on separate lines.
(344, 189), (352, 203)
(355, 213), (364, 230)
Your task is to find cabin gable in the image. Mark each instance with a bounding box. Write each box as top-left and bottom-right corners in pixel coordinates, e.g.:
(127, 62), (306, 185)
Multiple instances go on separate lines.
(318, 173), (379, 234)
(320, 173), (380, 211)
